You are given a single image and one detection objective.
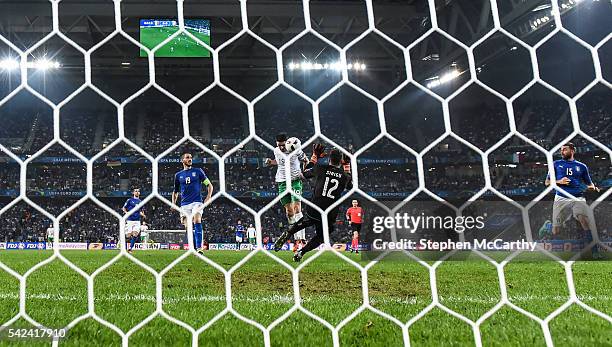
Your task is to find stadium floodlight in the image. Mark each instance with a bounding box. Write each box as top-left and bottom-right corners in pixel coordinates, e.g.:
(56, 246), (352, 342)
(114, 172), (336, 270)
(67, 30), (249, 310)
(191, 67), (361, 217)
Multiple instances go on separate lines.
(30, 59), (61, 70)
(440, 69), (460, 83)
(1, 59), (62, 71)
(426, 69), (461, 88)
(0, 59), (20, 71)
(287, 61), (367, 71)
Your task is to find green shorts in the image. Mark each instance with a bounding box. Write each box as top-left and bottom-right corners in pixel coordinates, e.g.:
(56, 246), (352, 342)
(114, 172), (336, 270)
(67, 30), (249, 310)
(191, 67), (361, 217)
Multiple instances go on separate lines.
(278, 179), (303, 206)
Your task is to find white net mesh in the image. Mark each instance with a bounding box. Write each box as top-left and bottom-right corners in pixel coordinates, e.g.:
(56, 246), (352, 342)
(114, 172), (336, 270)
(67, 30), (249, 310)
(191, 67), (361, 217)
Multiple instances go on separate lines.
(0, 0), (610, 345)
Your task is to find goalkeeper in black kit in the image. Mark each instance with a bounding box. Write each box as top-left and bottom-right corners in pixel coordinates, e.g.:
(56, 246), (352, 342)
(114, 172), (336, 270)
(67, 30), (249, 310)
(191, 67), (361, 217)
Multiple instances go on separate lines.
(274, 144), (353, 262)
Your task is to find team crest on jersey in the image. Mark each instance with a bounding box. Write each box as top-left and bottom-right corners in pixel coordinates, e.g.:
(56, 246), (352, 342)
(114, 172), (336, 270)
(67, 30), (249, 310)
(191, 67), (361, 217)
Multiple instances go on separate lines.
(576, 166), (580, 172)
(192, 172), (196, 176)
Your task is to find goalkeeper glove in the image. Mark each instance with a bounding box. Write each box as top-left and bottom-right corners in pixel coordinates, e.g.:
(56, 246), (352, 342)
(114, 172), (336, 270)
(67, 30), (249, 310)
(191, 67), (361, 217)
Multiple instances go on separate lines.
(341, 155), (351, 173)
(310, 143), (326, 164)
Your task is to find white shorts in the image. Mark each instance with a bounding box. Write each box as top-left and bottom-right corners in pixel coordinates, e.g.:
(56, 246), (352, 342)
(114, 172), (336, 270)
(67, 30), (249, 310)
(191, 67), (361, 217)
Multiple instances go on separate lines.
(293, 229), (305, 240)
(126, 221), (141, 235)
(236, 235), (243, 243)
(552, 195), (589, 227)
(181, 202), (205, 218)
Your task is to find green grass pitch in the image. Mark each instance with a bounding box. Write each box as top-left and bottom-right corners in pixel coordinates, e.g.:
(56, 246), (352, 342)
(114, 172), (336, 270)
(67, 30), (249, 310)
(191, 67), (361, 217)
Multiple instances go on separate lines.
(0, 250), (610, 346)
(140, 26), (211, 58)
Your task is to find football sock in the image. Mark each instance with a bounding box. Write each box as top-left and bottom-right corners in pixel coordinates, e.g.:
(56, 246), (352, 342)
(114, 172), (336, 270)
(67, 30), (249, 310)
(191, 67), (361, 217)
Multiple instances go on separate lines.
(194, 223), (203, 249)
(129, 235), (136, 250)
(294, 212), (304, 238)
(584, 230), (598, 254)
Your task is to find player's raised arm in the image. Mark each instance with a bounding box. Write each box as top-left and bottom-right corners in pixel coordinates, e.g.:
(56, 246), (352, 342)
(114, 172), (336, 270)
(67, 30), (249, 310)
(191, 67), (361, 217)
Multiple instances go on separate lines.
(303, 143), (326, 179)
(264, 158), (277, 166)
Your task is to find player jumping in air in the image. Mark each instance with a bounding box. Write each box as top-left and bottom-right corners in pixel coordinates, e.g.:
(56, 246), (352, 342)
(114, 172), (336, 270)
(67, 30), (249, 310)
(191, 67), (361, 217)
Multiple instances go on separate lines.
(274, 145), (352, 262)
(172, 152), (214, 253)
(346, 199), (363, 253)
(123, 188), (146, 253)
(544, 143), (601, 258)
(265, 133), (309, 253)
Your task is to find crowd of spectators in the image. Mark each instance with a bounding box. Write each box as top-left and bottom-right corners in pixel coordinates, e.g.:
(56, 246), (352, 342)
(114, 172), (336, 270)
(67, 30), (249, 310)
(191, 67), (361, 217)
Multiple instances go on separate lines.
(60, 203), (119, 243)
(60, 112), (118, 158)
(358, 165), (418, 194)
(451, 104), (509, 150)
(492, 170), (547, 191)
(134, 113), (185, 156)
(515, 98), (570, 147)
(0, 162), (19, 191)
(578, 89), (612, 149)
(0, 111), (53, 155)
(426, 171), (484, 194)
(225, 164), (276, 193)
(26, 164), (87, 193)
(93, 164), (152, 196)
(0, 206), (50, 242)
(255, 108), (315, 146)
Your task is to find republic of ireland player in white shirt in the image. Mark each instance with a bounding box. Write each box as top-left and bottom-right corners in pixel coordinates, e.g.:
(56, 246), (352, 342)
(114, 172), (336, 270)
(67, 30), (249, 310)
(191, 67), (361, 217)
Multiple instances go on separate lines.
(46, 225), (55, 243)
(265, 133), (308, 252)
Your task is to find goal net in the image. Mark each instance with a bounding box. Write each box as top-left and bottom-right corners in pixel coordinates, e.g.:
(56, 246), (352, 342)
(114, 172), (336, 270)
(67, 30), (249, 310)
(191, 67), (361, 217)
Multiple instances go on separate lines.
(0, 0), (610, 345)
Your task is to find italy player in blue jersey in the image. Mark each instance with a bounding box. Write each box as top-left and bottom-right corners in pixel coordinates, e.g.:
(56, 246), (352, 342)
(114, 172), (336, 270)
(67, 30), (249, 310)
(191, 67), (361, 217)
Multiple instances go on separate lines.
(235, 220), (245, 243)
(123, 188), (146, 253)
(171, 152), (214, 253)
(545, 143), (601, 258)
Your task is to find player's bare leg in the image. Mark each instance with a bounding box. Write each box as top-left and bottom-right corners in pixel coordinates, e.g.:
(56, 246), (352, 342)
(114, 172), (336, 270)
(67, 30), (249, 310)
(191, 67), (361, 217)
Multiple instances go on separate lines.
(291, 204), (300, 252)
(291, 201), (305, 252)
(577, 214), (600, 258)
(283, 203), (296, 251)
